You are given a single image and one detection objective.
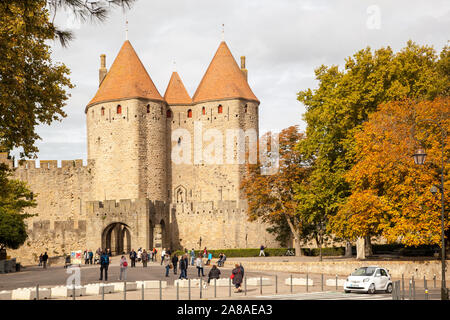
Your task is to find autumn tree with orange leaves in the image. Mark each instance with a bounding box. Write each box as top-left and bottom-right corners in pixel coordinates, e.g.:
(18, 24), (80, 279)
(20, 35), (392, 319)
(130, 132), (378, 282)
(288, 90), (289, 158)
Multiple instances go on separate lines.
(330, 98), (449, 248)
(241, 126), (310, 256)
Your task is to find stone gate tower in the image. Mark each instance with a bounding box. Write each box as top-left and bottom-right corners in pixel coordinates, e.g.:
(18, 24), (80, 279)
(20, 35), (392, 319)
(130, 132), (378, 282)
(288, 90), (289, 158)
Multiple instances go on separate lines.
(85, 40), (168, 202)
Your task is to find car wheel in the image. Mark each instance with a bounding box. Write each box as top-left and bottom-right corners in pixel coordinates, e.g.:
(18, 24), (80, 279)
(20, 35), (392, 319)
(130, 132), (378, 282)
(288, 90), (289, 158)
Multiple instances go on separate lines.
(368, 283), (376, 294)
(385, 283), (393, 294)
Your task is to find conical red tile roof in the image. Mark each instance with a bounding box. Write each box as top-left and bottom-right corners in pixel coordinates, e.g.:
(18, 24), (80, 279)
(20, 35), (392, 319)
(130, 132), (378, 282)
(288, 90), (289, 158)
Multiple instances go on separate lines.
(87, 40), (164, 109)
(193, 41), (259, 104)
(164, 72), (192, 105)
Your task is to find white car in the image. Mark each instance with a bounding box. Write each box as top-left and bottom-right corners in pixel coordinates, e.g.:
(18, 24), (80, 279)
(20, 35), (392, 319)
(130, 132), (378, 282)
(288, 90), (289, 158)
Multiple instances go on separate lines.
(344, 266), (393, 294)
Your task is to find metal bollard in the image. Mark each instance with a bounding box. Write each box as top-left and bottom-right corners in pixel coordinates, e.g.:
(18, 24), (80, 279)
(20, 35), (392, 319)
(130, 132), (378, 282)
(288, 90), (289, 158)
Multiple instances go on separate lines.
(177, 282), (179, 300)
(141, 283), (145, 300)
(260, 276), (263, 295)
(290, 275), (293, 293)
(306, 273), (309, 292)
(244, 277), (247, 296)
(200, 277), (202, 299)
(434, 274), (436, 288)
(123, 281), (126, 300)
(72, 284), (76, 300)
(408, 280), (411, 300)
(402, 274), (405, 300)
(159, 280), (162, 300)
(335, 274), (338, 291)
(321, 274), (324, 292)
(188, 279), (191, 300)
(275, 275), (278, 294)
(214, 278), (217, 298)
(229, 277), (231, 297)
(424, 276), (427, 290)
(412, 277), (416, 300)
(36, 284), (39, 300)
(102, 284), (105, 300)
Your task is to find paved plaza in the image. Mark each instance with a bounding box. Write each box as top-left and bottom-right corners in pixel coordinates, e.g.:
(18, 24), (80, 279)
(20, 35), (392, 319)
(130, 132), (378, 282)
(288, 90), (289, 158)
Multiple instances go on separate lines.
(0, 255), (443, 300)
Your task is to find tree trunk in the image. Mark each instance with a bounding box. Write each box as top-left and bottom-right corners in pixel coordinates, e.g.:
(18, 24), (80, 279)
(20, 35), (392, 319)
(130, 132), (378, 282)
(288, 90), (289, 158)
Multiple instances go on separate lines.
(284, 215), (302, 256)
(315, 235), (323, 262)
(344, 241), (352, 258)
(364, 236), (373, 257)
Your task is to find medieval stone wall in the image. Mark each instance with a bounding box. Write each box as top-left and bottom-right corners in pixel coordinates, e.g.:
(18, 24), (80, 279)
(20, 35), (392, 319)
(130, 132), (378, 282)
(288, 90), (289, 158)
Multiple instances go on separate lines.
(172, 200), (278, 250)
(2, 156), (94, 264)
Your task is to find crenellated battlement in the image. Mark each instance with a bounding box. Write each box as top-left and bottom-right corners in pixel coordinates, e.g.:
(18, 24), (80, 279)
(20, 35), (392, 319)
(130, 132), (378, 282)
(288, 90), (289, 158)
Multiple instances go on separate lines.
(13, 159), (94, 170)
(171, 200), (248, 217)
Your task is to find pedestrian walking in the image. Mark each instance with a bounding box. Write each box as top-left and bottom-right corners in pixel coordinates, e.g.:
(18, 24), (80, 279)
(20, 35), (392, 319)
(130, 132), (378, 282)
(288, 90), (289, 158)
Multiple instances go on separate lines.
(196, 255), (205, 277)
(203, 247), (208, 258)
(172, 254), (179, 275)
(88, 250), (94, 264)
(99, 251), (110, 281)
(231, 264), (243, 293)
(38, 253), (43, 267)
(184, 254), (189, 272)
(179, 254), (188, 279)
(137, 248), (142, 262)
(162, 253), (171, 277)
(130, 249), (137, 267)
(84, 250), (89, 264)
(119, 256), (128, 281)
(64, 254), (71, 269)
(208, 265), (221, 284)
(190, 248), (195, 266)
(142, 249), (148, 267)
(42, 252), (48, 269)
(259, 245), (265, 257)
(206, 252), (212, 265)
(160, 248), (166, 265)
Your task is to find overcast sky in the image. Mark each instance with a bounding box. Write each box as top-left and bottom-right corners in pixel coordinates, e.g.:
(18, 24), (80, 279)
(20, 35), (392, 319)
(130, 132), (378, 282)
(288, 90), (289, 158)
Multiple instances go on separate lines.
(17, 0), (450, 162)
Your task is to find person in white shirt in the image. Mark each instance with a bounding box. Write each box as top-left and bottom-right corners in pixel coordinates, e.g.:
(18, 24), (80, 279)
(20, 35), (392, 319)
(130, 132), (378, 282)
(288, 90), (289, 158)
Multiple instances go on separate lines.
(160, 248), (166, 265)
(196, 255), (204, 277)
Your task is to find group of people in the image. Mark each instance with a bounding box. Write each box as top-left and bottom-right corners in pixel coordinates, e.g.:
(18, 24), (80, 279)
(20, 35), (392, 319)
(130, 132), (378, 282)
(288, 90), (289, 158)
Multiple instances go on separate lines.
(38, 252), (49, 269)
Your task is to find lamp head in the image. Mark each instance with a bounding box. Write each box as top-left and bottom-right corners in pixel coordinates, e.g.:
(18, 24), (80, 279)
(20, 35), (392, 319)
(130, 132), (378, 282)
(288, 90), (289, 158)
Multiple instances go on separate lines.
(413, 148), (427, 165)
(430, 185), (439, 195)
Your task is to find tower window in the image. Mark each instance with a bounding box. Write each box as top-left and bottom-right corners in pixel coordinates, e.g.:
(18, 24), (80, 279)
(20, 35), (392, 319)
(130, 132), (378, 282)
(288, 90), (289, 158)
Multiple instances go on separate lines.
(244, 104), (248, 113)
(202, 107), (206, 115)
(167, 109), (172, 118)
(117, 105), (122, 114)
(147, 104), (150, 113)
(187, 109), (192, 118)
(101, 107), (105, 116)
(218, 105), (223, 114)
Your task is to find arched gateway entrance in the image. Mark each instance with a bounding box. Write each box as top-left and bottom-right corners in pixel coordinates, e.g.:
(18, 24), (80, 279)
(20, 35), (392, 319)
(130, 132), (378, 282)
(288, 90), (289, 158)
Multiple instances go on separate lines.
(102, 223), (131, 255)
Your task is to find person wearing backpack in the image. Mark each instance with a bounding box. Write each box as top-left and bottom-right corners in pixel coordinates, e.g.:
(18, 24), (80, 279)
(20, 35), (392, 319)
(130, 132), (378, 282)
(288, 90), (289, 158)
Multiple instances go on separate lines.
(99, 251), (110, 281)
(231, 264), (243, 293)
(178, 254), (188, 279)
(129, 249), (137, 268)
(119, 256), (128, 281)
(171, 254), (179, 275)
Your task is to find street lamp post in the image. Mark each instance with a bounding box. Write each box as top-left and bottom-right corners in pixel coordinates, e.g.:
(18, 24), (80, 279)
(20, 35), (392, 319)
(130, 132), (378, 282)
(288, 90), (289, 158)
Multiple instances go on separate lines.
(413, 119), (448, 300)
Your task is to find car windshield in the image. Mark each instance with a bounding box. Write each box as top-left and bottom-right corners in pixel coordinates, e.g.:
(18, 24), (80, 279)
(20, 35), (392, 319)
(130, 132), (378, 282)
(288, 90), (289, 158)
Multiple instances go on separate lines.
(351, 267), (377, 276)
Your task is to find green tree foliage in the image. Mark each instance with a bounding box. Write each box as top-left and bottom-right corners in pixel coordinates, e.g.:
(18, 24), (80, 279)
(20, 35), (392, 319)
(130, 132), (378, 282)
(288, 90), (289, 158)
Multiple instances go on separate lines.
(0, 0), (73, 158)
(0, 164), (36, 250)
(297, 41), (449, 246)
